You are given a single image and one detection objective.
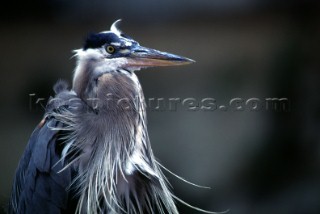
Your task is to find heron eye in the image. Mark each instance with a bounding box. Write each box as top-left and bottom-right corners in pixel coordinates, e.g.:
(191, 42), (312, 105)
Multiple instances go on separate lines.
(105, 45), (115, 54)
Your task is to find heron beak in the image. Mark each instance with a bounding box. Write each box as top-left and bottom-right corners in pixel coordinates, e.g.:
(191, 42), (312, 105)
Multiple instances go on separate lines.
(127, 45), (195, 67)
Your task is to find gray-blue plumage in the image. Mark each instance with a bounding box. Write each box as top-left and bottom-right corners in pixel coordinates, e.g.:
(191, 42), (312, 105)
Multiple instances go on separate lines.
(9, 117), (72, 213)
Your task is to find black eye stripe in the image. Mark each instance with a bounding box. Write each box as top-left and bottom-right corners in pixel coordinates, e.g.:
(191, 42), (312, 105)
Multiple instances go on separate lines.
(83, 32), (122, 50)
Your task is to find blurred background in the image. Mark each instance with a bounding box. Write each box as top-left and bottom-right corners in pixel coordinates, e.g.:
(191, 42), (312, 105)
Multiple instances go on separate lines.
(1, 0), (320, 213)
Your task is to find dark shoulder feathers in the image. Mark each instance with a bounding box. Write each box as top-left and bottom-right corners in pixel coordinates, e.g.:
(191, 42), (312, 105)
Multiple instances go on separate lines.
(8, 80), (84, 214)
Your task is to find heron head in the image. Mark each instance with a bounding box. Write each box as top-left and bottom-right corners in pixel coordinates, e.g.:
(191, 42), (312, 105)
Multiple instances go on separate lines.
(74, 19), (194, 72)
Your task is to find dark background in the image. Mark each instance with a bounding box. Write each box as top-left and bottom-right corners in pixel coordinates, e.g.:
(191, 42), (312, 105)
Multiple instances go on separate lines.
(1, 0), (320, 213)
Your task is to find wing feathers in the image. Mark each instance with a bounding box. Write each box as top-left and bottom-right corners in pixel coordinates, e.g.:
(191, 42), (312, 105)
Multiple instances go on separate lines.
(9, 119), (73, 214)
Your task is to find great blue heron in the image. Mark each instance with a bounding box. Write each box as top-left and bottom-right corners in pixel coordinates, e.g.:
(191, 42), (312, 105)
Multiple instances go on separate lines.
(9, 20), (214, 214)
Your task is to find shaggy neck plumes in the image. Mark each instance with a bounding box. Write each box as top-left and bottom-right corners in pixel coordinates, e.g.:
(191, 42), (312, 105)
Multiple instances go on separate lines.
(45, 58), (177, 213)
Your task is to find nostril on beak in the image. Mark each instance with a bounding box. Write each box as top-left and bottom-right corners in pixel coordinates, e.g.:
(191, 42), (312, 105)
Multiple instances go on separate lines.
(133, 49), (147, 53)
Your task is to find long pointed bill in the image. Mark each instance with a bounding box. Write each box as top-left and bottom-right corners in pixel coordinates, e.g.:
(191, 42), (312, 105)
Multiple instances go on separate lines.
(127, 45), (195, 67)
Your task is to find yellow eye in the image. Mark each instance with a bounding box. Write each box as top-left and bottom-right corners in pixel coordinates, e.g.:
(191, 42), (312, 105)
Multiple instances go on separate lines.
(105, 45), (115, 54)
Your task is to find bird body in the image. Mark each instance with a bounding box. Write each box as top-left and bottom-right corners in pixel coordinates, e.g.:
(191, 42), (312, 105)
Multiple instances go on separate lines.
(9, 20), (195, 214)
